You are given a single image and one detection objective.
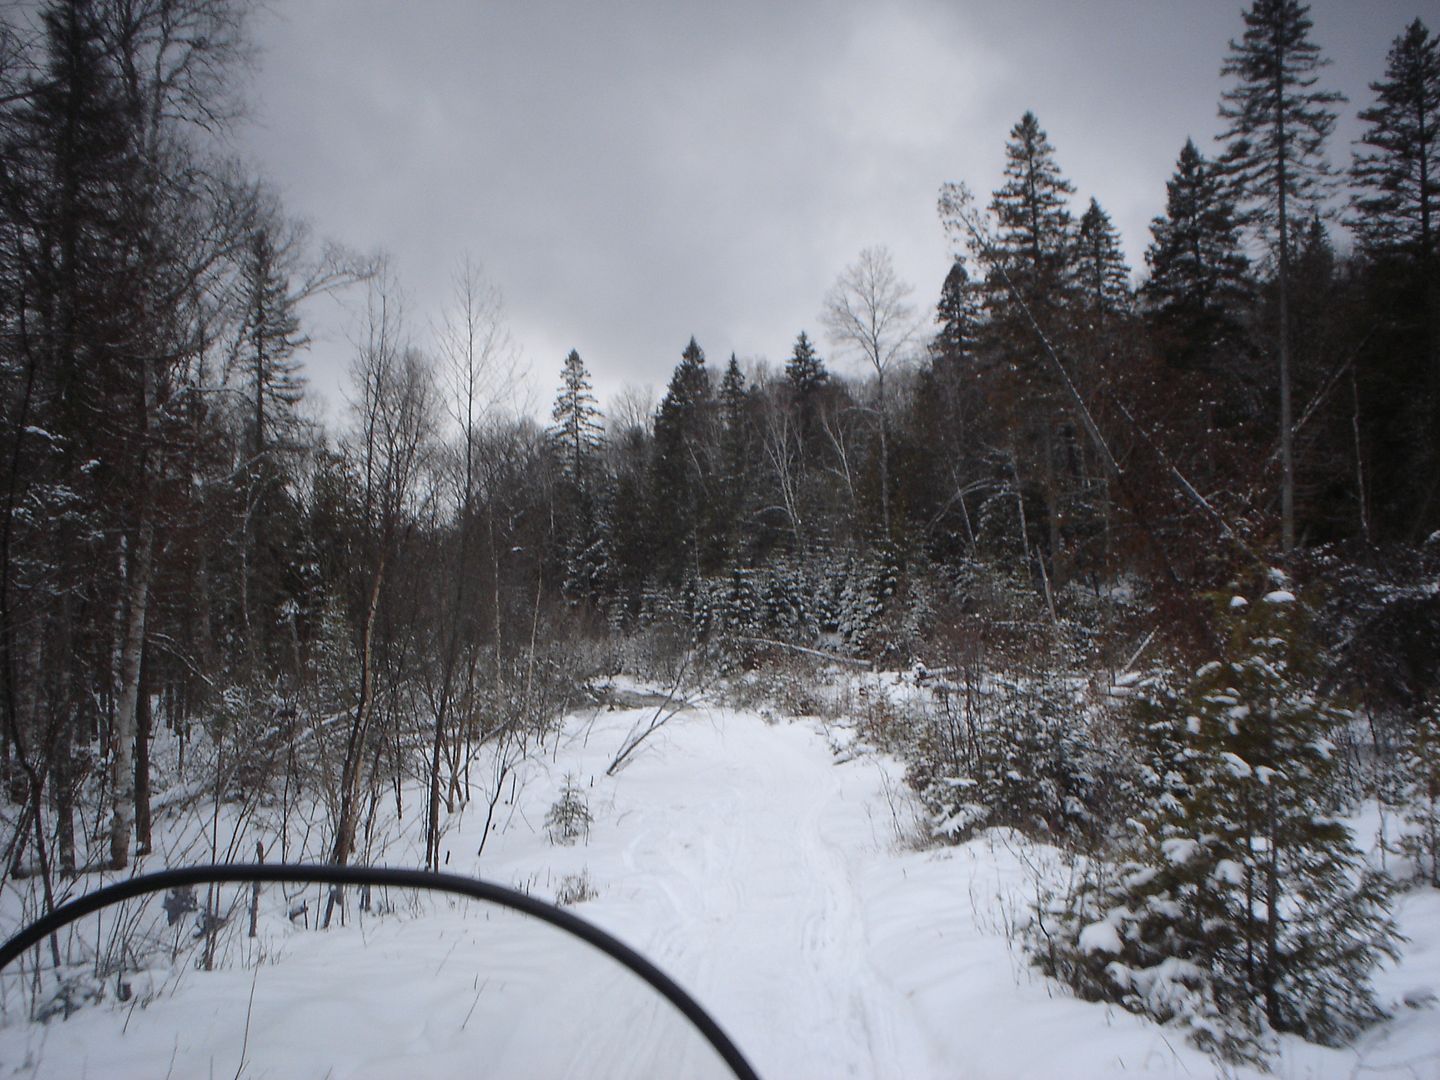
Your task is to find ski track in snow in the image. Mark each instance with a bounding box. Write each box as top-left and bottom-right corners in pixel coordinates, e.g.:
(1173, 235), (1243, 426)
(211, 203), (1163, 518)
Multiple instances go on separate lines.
(2, 699), (1440, 1079)
(591, 712), (941, 1079)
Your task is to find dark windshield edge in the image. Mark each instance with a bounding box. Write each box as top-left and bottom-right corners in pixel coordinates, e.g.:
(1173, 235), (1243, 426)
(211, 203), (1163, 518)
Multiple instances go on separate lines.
(0, 863), (763, 1080)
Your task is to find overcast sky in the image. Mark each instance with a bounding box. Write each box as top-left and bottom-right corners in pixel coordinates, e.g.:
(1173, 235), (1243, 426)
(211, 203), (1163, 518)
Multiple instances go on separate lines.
(234, 0), (1430, 423)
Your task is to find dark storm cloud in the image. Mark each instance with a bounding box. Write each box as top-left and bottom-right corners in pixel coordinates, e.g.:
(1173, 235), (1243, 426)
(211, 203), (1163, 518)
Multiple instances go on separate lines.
(236, 0), (1429, 417)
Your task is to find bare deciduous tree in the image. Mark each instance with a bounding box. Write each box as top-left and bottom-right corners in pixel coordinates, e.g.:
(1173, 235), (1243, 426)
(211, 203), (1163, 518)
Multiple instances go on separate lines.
(821, 246), (920, 538)
(327, 270), (436, 897)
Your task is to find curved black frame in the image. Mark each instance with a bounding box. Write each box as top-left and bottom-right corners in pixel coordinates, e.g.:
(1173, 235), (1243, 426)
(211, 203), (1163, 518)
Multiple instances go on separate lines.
(0, 863), (762, 1080)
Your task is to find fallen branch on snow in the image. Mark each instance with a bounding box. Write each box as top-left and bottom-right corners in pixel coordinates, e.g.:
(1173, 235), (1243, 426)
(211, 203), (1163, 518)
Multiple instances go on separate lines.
(605, 656), (697, 776)
(736, 637), (872, 670)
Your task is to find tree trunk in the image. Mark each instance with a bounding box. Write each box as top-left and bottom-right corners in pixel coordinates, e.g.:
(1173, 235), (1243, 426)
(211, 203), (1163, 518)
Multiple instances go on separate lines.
(134, 646), (152, 856)
(110, 508), (154, 870)
(330, 559), (385, 871)
(1276, 80), (1295, 556)
(876, 373), (891, 539)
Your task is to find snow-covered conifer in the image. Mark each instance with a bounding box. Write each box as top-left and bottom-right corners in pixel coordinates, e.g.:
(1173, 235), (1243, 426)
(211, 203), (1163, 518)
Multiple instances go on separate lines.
(1037, 586), (1399, 1063)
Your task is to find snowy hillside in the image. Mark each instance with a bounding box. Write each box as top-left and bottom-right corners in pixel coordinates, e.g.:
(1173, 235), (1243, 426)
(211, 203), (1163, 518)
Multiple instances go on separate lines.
(2, 690), (1438, 1078)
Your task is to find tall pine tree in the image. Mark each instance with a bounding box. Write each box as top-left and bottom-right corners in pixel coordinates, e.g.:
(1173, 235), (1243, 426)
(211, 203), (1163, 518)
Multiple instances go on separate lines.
(1074, 198), (1132, 319)
(650, 337), (714, 583)
(1349, 19), (1440, 265)
(1143, 138), (1253, 369)
(1219, 0), (1344, 553)
(549, 349), (608, 606)
(1349, 19), (1440, 541)
(933, 257), (981, 367)
(549, 349), (603, 486)
(987, 111), (1075, 308)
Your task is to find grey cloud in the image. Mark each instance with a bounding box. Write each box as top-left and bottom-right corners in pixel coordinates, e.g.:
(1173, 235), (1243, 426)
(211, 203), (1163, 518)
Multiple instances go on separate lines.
(238, 0), (1429, 415)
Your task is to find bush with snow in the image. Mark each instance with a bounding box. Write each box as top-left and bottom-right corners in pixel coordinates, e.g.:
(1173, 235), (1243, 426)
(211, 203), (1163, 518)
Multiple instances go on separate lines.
(908, 644), (1109, 847)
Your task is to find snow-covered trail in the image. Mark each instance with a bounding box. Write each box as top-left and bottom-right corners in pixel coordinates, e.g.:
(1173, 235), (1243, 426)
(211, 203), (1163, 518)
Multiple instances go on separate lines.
(471, 701), (1440, 1080)
(4, 696), (1439, 1079)
(561, 710), (943, 1079)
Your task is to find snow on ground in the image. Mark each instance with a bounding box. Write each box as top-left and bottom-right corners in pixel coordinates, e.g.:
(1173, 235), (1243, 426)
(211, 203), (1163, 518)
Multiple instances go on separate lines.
(2, 694), (1439, 1078)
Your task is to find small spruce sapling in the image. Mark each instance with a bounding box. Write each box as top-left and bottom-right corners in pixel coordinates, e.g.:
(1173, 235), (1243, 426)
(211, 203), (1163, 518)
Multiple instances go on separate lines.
(545, 774), (593, 846)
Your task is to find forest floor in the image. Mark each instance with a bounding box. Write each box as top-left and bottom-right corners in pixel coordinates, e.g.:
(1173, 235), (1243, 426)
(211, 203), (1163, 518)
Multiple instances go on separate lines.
(1, 682), (1439, 1078)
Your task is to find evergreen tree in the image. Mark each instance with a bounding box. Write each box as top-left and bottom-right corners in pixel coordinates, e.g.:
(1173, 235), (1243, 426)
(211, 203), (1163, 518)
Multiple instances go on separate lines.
(1348, 20), (1440, 543)
(719, 354), (748, 431)
(1219, 0), (1344, 553)
(1038, 587), (1399, 1064)
(907, 257), (985, 561)
(230, 223), (309, 675)
(549, 350), (609, 609)
(980, 113), (1093, 587)
(716, 354), (754, 562)
(1142, 139), (1253, 368)
(549, 349), (604, 486)
(1073, 198), (1132, 318)
(0, 0), (144, 875)
(933, 257), (981, 366)
(758, 559), (813, 639)
(719, 563), (759, 642)
(785, 330), (828, 397)
(913, 652), (1100, 844)
(1349, 19), (1440, 265)
(650, 337), (714, 582)
(836, 543), (901, 658)
(783, 329), (829, 466)
(987, 111), (1075, 306)
(239, 225), (307, 460)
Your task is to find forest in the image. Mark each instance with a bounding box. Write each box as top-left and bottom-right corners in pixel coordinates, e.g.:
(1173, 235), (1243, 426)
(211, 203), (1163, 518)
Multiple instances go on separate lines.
(1, 0), (1438, 1070)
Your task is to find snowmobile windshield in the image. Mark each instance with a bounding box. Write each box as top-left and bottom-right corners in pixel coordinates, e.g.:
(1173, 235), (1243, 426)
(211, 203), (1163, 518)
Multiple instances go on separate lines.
(0, 864), (761, 1080)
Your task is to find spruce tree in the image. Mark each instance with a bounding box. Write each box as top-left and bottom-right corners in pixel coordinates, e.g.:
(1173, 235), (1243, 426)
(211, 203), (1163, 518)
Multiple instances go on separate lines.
(650, 337), (713, 582)
(1219, 0), (1344, 553)
(910, 257), (985, 560)
(1073, 198), (1132, 319)
(233, 224), (309, 677)
(784, 330), (828, 397)
(1349, 20), (1440, 541)
(1, 0), (144, 874)
(981, 113), (1089, 587)
(1039, 586), (1399, 1063)
(715, 354), (754, 562)
(545, 351), (609, 610)
(719, 354), (747, 429)
(549, 349), (604, 486)
(987, 111), (1075, 306)
(933, 257), (981, 366)
(1349, 19), (1440, 265)
(784, 330), (829, 467)
(1143, 139), (1253, 368)
(240, 226), (307, 460)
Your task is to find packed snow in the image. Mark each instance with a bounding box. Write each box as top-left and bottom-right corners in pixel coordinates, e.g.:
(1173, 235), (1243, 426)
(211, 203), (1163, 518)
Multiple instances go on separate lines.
(2, 688), (1438, 1078)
